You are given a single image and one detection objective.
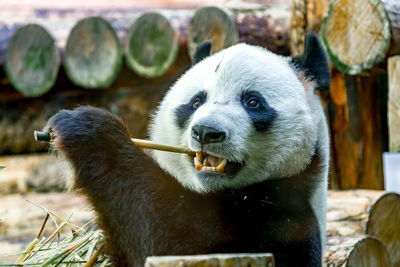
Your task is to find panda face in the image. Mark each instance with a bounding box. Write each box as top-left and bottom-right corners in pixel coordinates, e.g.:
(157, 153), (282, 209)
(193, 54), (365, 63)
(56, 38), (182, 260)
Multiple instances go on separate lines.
(150, 43), (321, 193)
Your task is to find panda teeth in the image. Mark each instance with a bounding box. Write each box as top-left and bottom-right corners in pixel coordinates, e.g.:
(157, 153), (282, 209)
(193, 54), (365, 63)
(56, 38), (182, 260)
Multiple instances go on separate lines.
(194, 156), (203, 170)
(194, 152), (227, 172)
(216, 158), (227, 172)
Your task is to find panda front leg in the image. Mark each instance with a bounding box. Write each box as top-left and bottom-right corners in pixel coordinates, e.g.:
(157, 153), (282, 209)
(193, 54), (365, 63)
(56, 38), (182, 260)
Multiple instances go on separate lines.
(44, 106), (170, 266)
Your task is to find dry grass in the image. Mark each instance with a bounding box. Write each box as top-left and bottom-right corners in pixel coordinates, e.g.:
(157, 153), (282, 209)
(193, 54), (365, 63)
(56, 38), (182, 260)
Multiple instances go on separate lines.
(2, 201), (110, 267)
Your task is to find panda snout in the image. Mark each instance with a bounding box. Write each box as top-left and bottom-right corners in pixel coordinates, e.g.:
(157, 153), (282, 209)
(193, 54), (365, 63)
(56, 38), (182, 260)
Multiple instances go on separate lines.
(191, 125), (226, 144)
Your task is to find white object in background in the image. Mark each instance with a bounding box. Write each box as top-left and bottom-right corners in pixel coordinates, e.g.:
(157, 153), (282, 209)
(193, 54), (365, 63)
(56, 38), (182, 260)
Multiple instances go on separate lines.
(383, 152), (400, 194)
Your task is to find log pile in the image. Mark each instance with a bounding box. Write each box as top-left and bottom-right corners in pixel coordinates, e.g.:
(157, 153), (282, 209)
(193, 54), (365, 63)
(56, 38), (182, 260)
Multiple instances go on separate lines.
(0, 2), (290, 97)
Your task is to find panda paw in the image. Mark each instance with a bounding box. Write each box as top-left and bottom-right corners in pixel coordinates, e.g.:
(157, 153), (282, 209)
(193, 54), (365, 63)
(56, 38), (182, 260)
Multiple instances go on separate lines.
(44, 106), (132, 156)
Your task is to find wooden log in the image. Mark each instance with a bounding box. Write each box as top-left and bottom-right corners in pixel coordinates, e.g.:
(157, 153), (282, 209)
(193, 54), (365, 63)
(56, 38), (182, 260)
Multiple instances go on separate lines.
(388, 56), (400, 152)
(346, 236), (392, 267)
(325, 236), (392, 267)
(187, 6), (239, 61)
(145, 254), (274, 267)
(64, 16), (122, 88)
(125, 12), (178, 78)
(366, 193), (400, 266)
(4, 24), (59, 97)
(321, 0), (400, 75)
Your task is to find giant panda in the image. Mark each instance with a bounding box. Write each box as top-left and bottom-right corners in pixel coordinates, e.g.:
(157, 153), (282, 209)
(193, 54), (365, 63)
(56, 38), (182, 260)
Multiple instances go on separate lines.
(44, 32), (330, 267)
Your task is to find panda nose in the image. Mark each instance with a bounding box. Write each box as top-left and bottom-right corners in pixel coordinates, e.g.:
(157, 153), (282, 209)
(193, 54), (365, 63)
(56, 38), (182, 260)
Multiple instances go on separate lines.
(191, 125), (226, 144)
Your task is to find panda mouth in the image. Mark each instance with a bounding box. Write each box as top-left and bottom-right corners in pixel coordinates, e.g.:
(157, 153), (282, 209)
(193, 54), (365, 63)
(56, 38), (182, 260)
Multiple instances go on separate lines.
(193, 151), (245, 175)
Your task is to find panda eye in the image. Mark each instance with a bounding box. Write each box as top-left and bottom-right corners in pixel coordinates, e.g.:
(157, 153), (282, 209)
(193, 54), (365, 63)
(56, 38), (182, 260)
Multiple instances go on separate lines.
(192, 98), (202, 109)
(246, 98), (260, 108)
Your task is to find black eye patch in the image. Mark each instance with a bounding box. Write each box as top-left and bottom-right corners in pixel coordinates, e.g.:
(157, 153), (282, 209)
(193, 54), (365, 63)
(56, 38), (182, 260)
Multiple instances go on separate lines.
(241, 91), (277, 132)
(174, 91), (207, 129)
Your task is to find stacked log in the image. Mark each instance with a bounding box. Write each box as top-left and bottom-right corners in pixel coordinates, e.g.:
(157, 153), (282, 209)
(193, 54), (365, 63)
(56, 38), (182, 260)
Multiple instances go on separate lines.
(4, 24), (60, 97)
(0, 3), (290, 97)
(125, 12), (178, 78)
(321, 0), (400, 75)
(64, 16), (122, 88)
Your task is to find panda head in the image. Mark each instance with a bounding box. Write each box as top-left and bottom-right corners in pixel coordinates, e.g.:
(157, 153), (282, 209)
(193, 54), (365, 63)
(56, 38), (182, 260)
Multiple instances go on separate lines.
(150, 32), (330, 193)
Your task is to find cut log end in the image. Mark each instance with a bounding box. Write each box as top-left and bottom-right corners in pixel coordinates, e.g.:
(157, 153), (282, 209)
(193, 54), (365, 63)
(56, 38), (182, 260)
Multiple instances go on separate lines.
(4, 24), (60, 97)
(125, 12), (178, 78)
(321, 0), (392, 74)
(188, 6), (239, 61)
(64, 16), (122, 88)
(346, 237), (392, 267)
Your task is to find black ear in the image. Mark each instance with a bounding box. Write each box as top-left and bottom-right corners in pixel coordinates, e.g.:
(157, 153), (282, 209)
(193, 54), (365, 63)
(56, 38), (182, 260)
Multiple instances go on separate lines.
(292, 32), (330, 92)
(193, 40), (212, 65)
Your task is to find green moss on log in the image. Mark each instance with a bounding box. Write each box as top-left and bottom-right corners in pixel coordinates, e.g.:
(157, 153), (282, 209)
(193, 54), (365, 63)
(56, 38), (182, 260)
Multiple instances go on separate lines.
(5, 24), (60, 97)
(64, 16), (122, 88)
(188, 6), (239, 61)
(125, 12), (178, 78)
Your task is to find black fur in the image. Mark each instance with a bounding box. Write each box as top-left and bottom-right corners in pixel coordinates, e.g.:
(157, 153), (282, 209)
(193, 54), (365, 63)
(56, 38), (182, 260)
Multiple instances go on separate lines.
(241, 91), (277, 132)
(45, 106), (323, 267)
(174, 91), (207, 129)
(192, 41), (212, 65)
(292, 32), (330, 92)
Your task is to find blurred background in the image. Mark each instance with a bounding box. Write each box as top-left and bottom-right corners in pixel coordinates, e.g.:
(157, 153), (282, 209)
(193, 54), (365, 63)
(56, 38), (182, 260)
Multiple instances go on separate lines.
(0, 0), (399, 266)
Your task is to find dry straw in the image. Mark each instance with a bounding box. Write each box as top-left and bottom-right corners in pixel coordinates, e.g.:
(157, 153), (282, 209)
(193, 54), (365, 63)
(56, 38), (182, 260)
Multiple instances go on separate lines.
(8, 201), (109, 267)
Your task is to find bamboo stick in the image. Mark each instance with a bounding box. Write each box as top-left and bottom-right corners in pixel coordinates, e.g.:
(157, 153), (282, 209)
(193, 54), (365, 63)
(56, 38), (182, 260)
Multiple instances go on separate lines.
(34, 131), (196, 157)
(131, 138), (195, 157)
